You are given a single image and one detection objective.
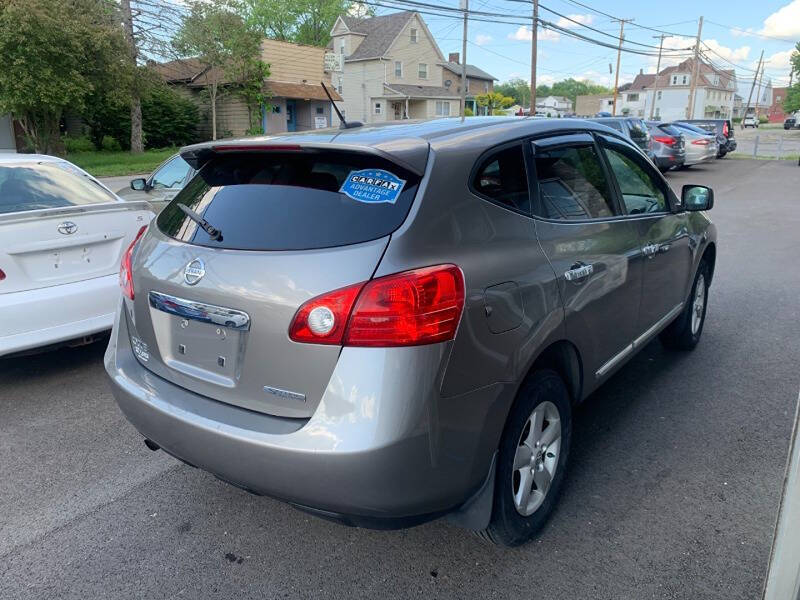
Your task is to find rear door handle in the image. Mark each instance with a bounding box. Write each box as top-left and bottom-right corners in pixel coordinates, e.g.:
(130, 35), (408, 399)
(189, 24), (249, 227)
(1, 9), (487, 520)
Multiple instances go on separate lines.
(564, 263), (594, 282)
(642, 243), (659, 258)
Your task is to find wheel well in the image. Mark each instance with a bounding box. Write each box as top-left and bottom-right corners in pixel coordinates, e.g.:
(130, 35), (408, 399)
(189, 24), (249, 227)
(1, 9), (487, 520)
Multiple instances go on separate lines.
(701, 242), (716, 284)
(525, 340), (582, 405)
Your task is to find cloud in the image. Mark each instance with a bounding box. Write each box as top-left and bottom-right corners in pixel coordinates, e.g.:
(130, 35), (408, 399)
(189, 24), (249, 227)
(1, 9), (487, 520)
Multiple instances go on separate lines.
(474, 33), (493, 46)
(508, 25), (560, 42)
(762, 49), (795, 70)
(730, 27), (754, 38)
(760, 0), (800, 38)
(555, 13), (594, 28)
(703, 39), (751, 62)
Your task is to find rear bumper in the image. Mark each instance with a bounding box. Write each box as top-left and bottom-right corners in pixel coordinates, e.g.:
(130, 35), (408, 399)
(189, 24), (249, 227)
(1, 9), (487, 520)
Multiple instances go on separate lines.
(0, 274), (117, 357)
(654, 154), (685, 170)
(104, 304), (507, 525)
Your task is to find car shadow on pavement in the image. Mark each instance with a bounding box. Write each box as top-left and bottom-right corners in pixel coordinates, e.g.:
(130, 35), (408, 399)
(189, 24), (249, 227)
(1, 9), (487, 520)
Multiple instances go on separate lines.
(0, 337), (109, 382)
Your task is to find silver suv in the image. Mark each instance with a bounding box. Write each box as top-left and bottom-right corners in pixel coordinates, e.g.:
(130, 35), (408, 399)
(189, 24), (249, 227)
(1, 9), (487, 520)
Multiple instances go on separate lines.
(106, 118), (717, 546)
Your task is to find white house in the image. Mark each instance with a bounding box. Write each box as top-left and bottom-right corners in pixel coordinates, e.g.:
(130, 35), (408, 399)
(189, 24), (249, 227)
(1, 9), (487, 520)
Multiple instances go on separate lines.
(613, 59), (736, 121)
(327, 11), (495, 123)
(536, 96), (573, 117)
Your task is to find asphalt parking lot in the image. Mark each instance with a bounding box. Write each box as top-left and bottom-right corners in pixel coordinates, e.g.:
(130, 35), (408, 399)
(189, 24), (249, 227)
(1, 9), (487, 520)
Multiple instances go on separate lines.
(2, 158), (799, 599)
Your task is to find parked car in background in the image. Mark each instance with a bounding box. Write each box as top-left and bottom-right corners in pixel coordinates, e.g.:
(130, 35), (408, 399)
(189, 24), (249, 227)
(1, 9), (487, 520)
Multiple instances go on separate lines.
(784, 116), (798, 130)
(646, 121), (686, 172)
(590, 116), (654, 162)
(106, 117), (717, 547)
(671, 122), (718, 167)
(0, 154), (154, 357)
(742, 115), (759, 128)
(117, 154), (195, 213)
(680, 119), (736, 158)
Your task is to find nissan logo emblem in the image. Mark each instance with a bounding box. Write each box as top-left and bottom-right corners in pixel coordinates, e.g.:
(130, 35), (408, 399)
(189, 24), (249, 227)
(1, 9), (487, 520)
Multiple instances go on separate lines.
(184, 259), (205, 285)
(57, 221), (78, 235)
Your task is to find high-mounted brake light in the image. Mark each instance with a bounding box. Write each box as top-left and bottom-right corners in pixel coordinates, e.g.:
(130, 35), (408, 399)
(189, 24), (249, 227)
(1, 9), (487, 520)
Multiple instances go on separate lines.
(120, 226), (147, 300)
(289, 265), (465, 347)
(653, 135), (676, 146)
(212, 144), (303, 153)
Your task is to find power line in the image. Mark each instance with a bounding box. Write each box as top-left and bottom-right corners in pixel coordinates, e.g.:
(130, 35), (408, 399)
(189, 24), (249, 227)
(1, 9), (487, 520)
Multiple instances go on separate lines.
(705, 19), (799, 45)
(553, 0), (697, 37)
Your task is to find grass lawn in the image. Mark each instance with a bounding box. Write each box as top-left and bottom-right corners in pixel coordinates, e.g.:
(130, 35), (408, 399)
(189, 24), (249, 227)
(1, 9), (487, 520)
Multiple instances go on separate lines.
(66, 148), (177, 177)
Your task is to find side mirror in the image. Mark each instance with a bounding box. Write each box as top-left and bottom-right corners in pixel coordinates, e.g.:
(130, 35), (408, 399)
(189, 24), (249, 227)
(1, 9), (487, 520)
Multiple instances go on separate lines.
(130, 178), (148, 191)
(682, 185), (714, 211)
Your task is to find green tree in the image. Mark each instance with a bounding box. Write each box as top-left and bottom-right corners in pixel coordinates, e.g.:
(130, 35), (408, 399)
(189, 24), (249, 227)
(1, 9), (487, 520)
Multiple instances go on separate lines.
(784, 42), (800, 114)
(476, 91), (514, 115)
(243, 0), (373, 47)
(495, 78), (530, 107)
(548, 78), (612, 104)
(0, 0), (128, 154)
(173, 0), (269, 140)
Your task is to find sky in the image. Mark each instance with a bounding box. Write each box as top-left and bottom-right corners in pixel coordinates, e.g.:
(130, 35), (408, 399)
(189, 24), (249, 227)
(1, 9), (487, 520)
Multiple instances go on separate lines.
(375, 0), (800, 94)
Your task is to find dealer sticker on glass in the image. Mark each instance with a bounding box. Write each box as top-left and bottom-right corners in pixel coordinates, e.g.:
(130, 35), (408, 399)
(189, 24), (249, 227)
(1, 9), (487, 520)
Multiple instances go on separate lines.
(339, 169), (406, 204)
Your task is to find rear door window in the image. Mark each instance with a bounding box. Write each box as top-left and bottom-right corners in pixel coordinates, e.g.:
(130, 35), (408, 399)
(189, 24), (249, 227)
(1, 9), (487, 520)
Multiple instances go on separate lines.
(531, 143), (618, 220)
(471, 144), (530, 214)
(151, 156), (191, 189)
(0, 162), (117, 215)
(157, 152), (420, 251)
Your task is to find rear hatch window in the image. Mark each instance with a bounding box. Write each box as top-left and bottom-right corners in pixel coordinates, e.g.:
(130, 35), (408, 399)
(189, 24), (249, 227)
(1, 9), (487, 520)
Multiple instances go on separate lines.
(0, 162), (117, 215)
(157, 151), (421, 251)
(658, 124), (683, 137)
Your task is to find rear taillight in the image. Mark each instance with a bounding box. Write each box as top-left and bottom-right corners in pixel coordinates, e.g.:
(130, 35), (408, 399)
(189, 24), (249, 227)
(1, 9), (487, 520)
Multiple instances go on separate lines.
(0, 268), (5, 281)
(653, 135), (676, 146)
(723, 122), (729, 136)
(289, 265), (465, 347)
(692, 139), (710, 146)
(120, 226), (147, 300)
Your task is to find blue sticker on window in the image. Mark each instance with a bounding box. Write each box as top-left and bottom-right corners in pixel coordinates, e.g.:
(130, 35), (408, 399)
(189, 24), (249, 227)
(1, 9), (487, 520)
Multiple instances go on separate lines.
(339, 169), (406, 204)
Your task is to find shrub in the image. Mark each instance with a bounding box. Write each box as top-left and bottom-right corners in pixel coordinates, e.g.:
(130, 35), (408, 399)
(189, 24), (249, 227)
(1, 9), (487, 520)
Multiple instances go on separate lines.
(464, 106), (474, 116)
(759, 115), (769, 124)
(62, 135), (95, 153)
(101, 135), (122, 151)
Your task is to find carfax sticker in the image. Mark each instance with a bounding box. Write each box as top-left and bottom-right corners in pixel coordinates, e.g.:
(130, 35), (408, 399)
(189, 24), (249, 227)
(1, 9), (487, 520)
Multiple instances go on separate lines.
(339, 169), (406, 204)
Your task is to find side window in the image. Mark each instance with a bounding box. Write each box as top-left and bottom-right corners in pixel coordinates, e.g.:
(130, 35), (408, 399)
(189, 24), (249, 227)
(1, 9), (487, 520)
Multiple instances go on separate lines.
(532, 144), (617, 220)
(603, 144), (668, 214)
(472, 144), (530, 214)
(151, 157), (191, 189)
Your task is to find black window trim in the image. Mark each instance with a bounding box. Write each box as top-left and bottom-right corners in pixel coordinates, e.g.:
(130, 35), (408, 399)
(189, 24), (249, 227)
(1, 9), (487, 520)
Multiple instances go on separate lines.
(527, 132), (626, 223)
(595, 133), (678, 217)
(468, 139), (534, 218)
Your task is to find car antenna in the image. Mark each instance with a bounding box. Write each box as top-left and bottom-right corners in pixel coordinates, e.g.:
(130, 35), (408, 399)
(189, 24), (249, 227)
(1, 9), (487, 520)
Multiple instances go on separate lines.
(321, 81), (362, 129)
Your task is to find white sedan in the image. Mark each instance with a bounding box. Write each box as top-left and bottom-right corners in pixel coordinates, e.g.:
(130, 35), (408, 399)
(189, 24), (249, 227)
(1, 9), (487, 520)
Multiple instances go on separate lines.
(0, 154), (154, 357)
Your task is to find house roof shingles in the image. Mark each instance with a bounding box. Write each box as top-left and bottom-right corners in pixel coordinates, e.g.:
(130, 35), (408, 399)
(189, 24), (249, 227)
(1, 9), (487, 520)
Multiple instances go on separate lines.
(440, 62), (496, 81)
(342, 11), (415, 61)
(264, 81), (342, 101)
(628, 59), (736, 91)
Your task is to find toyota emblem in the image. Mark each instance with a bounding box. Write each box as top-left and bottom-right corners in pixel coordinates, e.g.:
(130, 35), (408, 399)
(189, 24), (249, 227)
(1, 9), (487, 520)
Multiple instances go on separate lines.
(184, 259), (205, 285)
(57, 221), (78, 235)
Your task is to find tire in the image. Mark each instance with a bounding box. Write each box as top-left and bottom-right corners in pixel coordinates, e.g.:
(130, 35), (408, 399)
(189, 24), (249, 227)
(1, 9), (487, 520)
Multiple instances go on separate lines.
(659, 260), (710, 350)
(479, 370), (572, 547)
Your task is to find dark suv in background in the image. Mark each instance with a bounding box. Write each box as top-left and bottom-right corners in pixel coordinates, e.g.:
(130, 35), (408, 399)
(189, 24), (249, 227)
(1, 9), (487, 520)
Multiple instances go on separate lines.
(590, 117), (652, 160)
(680, 119), (736, 158)
(784, 116), (798, 130)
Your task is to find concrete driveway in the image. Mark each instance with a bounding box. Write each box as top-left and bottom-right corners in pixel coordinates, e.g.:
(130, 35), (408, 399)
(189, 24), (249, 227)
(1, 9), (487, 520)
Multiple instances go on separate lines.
(1, 158), (799, 599)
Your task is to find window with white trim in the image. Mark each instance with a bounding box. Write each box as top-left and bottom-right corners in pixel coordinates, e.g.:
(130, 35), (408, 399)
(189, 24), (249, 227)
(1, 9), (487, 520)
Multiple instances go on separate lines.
(484, 81), (489, 92)
(418, 63), (427, 79)
(339, 39), (345, 55)
(627, 93), (639, 102)
(682, 75), (688, 84)
(657, 90), (662, 100)
(374, 102), (382, 115)
(435, 101), (450, 116)
(410, 28), (418, 43)
(394, 61), (402, 78)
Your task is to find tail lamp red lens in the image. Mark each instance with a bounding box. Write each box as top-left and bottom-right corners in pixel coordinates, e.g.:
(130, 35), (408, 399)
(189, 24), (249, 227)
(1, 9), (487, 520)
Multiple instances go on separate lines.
(653, 135), (676, 146)
(289, 265), (465, 347)
(692, 139), (710, 146)
(0, 268), (5, 281)
(120, 226), (147, 300)
(723, 122), (729, 136)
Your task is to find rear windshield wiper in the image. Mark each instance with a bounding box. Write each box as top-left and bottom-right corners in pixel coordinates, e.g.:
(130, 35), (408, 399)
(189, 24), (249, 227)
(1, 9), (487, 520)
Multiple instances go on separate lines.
(177, 203), (223, 241)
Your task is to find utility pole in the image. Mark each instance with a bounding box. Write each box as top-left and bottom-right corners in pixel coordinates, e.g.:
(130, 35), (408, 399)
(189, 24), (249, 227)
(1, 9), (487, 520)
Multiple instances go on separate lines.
(611, 19), (632, 116)
(460, 0), (468, 121)
(741, 50), (763, 129)
(755, 59), (766, 118)
(686, 16), (704, 119)
(530, 0), (539, 115)
(649, 34), (667, 120)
